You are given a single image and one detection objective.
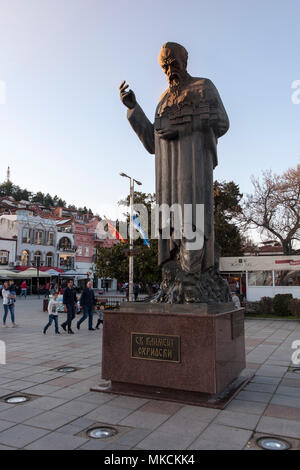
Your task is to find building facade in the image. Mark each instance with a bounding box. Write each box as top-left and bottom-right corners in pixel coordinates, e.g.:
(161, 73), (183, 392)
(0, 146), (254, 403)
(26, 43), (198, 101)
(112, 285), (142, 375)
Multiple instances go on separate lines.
(0, 237), (17, 267)
(220, 255), (300, 301)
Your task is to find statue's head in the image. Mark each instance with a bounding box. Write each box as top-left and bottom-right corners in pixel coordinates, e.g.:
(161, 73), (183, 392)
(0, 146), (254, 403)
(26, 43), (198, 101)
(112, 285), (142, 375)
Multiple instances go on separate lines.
(158, 42), (188, 92)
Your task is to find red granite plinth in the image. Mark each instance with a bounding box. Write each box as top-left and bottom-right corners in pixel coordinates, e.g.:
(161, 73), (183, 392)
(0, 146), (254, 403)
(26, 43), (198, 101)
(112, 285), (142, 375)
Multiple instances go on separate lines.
(96, 303), (247, 408)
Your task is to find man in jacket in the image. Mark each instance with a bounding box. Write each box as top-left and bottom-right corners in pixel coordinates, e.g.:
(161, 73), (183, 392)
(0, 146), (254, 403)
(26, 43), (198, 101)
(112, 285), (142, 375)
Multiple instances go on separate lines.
(61, 279), (77, 334)
(77, 280), (96, 331)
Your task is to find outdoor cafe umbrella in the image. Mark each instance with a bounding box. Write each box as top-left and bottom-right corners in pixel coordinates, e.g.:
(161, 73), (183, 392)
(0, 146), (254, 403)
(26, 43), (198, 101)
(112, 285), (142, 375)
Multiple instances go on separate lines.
(0, 269), (16, 279)
(13, 268), (49, 278)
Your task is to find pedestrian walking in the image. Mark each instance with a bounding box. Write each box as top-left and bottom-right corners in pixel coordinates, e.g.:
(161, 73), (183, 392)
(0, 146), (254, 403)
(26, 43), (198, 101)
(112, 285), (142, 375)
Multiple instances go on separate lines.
(77, 280), (96, 331)
(96, 303), (105, 329)
(2, 281), (17, 327)
(45, 281), (50, 298)
(231, 291), (241, 309)
(61, 279), (77, 334)
(20, 280), (27, 298)
(133, 283), (139, 301)
(43, 292), (61, 335)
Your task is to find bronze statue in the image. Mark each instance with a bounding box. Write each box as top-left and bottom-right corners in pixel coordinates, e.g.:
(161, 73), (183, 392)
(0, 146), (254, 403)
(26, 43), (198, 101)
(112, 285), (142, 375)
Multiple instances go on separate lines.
(120, 42), (231, 303)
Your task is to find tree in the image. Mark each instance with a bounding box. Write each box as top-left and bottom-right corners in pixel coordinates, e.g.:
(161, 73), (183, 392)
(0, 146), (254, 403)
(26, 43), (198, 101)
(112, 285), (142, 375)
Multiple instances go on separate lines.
(32, 191), (45, 204)
(44, 193), (54, 208)
(214, 180), (244, 256)
(0, 181), (14, 197)
(121, 191), (160, 282)
(240, 165), (300, 254)
(20, 189), (31, 201)
(95, 192), (161, 284)
(57, 198), (66, 207)
(95, 243), (128, 282)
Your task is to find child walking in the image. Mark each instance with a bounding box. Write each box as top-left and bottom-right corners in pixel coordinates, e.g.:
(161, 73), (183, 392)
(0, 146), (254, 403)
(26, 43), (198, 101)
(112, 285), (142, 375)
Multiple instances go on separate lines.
(95, 303), (105, 329)
(43, 292), (61, 335)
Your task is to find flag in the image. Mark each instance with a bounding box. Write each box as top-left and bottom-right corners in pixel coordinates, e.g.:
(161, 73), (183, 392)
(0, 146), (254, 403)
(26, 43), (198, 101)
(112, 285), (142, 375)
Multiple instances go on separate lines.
(133, 213), (150, 247)
(104, 217), (126, 243)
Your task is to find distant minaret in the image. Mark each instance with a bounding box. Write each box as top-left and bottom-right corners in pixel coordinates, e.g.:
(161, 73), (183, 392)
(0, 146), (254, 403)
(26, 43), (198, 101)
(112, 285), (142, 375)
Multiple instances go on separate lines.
(7, 166), (10, 182)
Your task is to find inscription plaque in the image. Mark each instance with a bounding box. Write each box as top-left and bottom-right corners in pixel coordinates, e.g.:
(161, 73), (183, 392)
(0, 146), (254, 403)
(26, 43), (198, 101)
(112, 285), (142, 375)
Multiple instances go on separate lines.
(231, 311), (244, 340)
(131, 332), (180, 363)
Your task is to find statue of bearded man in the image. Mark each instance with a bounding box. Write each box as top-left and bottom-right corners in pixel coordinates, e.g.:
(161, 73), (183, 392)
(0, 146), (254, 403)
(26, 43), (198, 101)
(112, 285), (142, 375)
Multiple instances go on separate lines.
(120, 42), (231, 304)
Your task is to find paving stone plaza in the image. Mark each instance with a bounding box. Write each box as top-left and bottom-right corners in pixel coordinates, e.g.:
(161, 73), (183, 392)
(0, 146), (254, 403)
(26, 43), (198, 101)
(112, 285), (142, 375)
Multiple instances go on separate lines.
(0, 298), (300, 450)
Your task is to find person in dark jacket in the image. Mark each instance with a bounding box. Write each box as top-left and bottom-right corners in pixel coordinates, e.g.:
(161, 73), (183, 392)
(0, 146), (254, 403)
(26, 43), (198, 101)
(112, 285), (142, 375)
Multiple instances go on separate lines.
(61, 279), (77, 334)
(77, 280), (96, 331)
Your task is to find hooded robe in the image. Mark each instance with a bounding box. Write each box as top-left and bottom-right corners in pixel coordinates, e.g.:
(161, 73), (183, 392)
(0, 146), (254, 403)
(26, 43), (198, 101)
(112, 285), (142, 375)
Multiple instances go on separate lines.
(127, 76), (229, 274)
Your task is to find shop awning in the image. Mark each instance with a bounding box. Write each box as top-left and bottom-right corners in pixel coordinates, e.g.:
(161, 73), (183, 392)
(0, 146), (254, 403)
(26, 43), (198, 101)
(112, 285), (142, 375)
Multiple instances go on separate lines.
(13, 268), (49, 278)
(0, 269), (16, 278)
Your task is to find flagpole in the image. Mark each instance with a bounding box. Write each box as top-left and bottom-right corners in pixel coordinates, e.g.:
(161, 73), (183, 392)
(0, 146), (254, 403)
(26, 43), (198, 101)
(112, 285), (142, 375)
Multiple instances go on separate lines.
(120, 172), (142, 302)
(129, 178), (134, 302)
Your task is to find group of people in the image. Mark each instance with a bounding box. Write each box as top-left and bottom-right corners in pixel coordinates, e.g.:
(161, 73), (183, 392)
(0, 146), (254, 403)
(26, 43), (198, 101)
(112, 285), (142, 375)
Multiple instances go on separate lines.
(1, 280), (18, 327)
(43, 279), (104, 335)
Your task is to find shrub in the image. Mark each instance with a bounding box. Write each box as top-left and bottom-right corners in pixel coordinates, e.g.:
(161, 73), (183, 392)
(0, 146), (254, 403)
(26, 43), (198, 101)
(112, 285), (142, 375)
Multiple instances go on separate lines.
(272, 294), (293, 316)
(288, 298), (300, 317)
(245, 301), (260, 314)
(258, 297), (273, 315)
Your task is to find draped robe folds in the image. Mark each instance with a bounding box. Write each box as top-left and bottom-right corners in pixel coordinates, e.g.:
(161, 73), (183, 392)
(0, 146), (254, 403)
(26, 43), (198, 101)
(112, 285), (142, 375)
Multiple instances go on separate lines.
(127, 77), (229, 276)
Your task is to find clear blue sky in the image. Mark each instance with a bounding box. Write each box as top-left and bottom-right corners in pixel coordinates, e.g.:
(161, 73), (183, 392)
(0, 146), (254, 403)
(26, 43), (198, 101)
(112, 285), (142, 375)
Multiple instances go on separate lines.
(0, 0), (299, 217)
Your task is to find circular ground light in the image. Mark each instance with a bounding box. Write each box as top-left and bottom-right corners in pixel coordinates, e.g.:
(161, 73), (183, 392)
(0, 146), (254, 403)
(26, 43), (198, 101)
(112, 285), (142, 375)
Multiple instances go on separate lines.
(5, 396), (29, 404)
(57, 367), (77, 373)
(87, 427), (118, 439)
(257, 437), (290, 450)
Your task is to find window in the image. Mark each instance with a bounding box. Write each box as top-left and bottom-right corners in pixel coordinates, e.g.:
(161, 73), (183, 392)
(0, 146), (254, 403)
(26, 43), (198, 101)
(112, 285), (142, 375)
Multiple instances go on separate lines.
(86, 228), (89, 233)
(274, 271), (300, 286)
(0, 250), (8, 265)
(47, 232), (54, 246)
(77, 245), (82, 256)
(85, 246), (89, 257)
(33, 251), (41, 266)
(58, 237), (72, 251)
(59, 255), (74, 268)
(46, 253), (53, 267)
(21, 250), (29, 266)
(22, 228), (31, 243)
(34, 230), (43, 245)
(248, 271), (273, 286)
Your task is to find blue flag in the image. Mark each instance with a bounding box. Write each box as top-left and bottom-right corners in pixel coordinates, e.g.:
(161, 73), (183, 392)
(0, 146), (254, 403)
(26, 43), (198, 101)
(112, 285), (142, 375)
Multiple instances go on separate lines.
(133, 214), (150, 248)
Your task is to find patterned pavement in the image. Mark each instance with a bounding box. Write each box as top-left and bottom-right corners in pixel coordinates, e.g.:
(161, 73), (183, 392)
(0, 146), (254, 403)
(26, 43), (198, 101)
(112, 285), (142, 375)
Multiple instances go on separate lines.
(0, 298), (299, 450)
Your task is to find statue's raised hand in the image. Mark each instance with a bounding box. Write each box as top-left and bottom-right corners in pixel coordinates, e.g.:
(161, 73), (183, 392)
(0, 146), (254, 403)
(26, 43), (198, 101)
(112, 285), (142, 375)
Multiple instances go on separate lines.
(119, 81), (137, 109)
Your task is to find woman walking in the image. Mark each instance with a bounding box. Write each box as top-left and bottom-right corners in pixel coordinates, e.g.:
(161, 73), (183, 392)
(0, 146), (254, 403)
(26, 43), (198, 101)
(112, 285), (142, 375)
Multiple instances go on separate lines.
(2, 281), (17, 328)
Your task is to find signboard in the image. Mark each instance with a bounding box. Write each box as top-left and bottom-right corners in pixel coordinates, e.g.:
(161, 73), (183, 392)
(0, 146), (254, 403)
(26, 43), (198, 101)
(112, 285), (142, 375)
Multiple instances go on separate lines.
(219, 255), (300, 272)
(131, 333), (180, 363)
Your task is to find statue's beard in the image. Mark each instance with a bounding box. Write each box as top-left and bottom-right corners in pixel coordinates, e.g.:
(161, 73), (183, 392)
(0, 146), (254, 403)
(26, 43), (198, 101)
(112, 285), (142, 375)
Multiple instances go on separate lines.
(168, 74), (181, 98)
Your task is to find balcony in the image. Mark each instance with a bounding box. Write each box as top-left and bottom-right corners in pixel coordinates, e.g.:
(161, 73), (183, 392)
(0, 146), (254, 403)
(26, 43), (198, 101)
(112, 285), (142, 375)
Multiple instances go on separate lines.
(57, 227), (73, 233)
(57, 245), (76, 253)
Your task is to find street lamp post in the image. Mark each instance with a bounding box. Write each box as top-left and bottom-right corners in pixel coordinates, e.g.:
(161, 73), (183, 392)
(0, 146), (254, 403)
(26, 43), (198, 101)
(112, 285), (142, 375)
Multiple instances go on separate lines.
(36, 258), (40, 299)
(120, 172), (142, 302)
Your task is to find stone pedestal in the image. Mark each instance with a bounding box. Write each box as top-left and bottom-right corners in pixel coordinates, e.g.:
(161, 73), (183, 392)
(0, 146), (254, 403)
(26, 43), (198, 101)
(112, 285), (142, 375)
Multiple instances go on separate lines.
(95, 303), (249, 408)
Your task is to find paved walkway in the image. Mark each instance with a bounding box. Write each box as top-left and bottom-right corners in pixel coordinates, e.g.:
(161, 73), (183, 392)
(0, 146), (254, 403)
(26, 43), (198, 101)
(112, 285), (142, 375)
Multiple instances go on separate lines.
(0, 298), (299, 450)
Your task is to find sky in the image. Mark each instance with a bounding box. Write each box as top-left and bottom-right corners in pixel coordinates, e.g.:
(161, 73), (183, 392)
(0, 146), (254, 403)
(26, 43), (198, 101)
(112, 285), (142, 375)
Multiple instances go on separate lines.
(0, 0), (299, 220)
